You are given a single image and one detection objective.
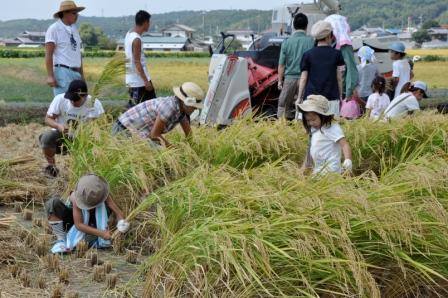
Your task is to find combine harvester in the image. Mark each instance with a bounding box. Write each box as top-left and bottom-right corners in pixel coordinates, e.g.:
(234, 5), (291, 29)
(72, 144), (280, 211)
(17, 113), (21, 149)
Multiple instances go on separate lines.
(200, 0), (398, 126)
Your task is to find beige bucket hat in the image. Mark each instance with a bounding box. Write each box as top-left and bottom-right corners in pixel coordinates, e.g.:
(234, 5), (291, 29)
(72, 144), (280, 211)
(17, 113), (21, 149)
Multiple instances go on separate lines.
(70, 174), (109, 210)
(173, 82), (205, 109)
(311, 21), (333, 40)
(54, 1), (85, 18)
(297, 95), (333, 116)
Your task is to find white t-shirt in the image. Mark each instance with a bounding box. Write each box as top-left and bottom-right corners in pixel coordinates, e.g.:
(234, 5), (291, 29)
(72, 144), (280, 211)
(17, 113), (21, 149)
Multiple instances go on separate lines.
(45, 20), (82, 68)
(366, 92), (390, 120)
(310, 123), (345, 174)
(384, 92), (420, 119)
(125, 31), (150, 88)
(392, 59), (411, 98)
(47, 94), (105, 126)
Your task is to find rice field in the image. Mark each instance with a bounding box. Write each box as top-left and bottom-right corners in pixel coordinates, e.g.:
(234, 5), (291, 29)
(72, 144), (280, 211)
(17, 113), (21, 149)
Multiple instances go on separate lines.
(59, 112), (448, 297)
(0, 48), (447, 102)
(0, 57), (209, 102)
(407, 48), (448, 57)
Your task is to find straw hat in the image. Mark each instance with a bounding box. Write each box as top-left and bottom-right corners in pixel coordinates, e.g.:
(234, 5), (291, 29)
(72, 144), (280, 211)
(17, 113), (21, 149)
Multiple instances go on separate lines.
(54, 1), (85, 18)
(70, 175), (109, 210)
(297, 95), (333, 116)
(311, 21), (333, 40)
(173, 82), (205, 109)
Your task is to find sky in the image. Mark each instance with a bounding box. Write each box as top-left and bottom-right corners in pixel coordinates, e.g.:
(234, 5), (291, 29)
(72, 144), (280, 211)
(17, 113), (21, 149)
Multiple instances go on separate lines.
(0, 0), (305, 21)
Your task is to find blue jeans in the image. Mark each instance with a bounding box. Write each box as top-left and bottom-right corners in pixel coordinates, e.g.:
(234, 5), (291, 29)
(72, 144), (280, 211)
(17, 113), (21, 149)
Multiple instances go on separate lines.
(53, 66), (82, 96)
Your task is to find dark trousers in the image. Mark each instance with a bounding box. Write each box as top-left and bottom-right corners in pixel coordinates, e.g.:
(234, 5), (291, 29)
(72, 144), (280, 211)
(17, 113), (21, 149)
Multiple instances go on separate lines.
(128, 86), (157, 107)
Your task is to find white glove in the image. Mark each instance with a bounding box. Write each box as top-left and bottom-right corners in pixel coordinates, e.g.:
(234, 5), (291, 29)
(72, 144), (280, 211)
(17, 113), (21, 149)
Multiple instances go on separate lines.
(116, 219), (130, 233)
(277, 81), (283, 91)
(342, 159), (353, 172)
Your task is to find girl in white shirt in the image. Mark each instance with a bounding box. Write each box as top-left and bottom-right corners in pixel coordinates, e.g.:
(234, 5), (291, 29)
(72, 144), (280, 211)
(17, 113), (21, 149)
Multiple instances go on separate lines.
(366, 76), (390, 121)
(298, 95), (353, 175)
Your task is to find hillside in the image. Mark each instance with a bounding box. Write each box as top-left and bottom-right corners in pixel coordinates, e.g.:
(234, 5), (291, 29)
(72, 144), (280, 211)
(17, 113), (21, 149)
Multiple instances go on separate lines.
(0, 10), (272, 39)
(0, 1), (446, 39)
(340, 0), (448, 30)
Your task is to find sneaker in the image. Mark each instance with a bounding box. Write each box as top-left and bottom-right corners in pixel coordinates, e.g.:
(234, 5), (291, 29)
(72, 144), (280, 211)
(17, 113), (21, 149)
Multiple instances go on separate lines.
(44, 165), (59, 177)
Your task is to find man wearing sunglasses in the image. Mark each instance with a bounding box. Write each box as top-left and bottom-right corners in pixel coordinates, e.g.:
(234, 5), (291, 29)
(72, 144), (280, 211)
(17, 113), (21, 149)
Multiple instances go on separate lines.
(39, 80), (105, 177)
(45, 1), (84, 96)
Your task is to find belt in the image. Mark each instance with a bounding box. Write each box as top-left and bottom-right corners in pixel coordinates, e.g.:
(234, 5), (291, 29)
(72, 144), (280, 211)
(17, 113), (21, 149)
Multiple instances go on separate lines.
(54, 64), (81, 72)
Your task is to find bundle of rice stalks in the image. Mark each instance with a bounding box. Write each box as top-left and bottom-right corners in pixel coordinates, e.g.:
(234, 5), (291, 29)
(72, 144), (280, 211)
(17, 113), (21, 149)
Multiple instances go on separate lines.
(0, 155), (47, 204)
(126, 155), (448, 297)
(68, 118), (202, 212)
(0, 215), (15, 229)
(343, 113), (448, 175)
(91, 53), (126, 98)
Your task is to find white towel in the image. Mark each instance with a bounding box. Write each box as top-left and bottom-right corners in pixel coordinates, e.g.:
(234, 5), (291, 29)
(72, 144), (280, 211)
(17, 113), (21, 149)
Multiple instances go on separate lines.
(325, 14), (352, 49)
(51, 202), (111, 253)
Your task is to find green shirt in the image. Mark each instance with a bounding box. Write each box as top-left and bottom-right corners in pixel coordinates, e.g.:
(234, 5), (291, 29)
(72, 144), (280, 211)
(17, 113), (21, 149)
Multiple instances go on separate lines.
(278, 31), (314, 80)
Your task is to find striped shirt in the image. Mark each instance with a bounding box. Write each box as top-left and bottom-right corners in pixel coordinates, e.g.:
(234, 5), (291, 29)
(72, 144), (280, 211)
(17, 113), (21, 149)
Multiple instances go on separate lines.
(118, 96), (184, 138)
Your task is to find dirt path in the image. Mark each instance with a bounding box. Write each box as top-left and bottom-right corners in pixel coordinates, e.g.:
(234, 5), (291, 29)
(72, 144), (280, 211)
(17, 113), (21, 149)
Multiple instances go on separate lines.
(0, 124), (144, 298)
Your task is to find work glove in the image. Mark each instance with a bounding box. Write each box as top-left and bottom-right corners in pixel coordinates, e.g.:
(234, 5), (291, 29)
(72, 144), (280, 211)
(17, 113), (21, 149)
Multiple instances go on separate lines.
(342, 159), (353, 173)
(116, 219), (130, 233)
(277, 81), (283, 91)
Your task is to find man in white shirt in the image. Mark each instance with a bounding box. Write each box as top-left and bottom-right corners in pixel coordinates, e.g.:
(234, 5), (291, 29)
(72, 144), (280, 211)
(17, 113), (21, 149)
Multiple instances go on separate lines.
(39, 80), (105, 177)
(125, 10), (156, 107)
(384, 81), (428, 120)
(45, 1), (84, 96)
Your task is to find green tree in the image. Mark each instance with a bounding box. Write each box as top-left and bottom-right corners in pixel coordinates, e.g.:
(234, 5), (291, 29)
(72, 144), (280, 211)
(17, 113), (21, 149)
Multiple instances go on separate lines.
(79, 23), (116, 49)
(79, 23), (99, 46)
(422, 20), (440, 30)
(412, 30), (431, 47)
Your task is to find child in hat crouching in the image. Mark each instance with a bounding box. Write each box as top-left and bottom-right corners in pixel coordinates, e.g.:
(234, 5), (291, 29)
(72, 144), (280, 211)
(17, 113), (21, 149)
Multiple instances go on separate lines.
(297, 95), (353, 175)
(45, 174), (130, 253)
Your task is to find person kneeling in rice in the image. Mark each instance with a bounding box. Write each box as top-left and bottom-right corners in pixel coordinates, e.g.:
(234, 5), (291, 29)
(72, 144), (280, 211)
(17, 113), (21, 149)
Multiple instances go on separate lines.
(297, 95), (353, 175)
(112, 82), (205, 148)
(39, 79), (105, 177)
(45, 174), (130, 254)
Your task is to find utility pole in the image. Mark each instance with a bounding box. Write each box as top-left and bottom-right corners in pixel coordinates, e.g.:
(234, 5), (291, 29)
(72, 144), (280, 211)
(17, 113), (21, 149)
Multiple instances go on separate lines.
(202, 11), (206, 40)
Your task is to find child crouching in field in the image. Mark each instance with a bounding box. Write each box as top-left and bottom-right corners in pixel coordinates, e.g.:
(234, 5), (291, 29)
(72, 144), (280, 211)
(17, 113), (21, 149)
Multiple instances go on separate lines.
(366, 76), (390, 121)
(46, 174), (130, 253)
(298, 95), (353, 175)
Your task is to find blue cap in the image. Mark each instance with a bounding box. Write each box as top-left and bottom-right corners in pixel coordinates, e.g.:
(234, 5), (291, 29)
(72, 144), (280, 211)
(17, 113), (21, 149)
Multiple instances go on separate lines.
(388, 42), (406, 54)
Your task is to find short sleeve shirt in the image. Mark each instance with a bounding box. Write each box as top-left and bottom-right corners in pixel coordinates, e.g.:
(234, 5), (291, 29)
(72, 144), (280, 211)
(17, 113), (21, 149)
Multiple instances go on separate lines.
(384, 93), (420, 119)
(47, 94), (105, 127)
(118, 96), (184, 138)
(392, 59), (411, 98)
(45, 20), (82, 68)
(278, 31), (314, 80)
(301, 46), (345, 100)
(366, 92), (390, 120)
(357, 63), (379, 98)
(310, 123), (345, 174)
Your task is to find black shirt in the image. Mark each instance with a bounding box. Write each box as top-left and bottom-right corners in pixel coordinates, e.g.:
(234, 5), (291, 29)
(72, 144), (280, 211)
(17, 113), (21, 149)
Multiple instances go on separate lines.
(300, 46), (345, 101)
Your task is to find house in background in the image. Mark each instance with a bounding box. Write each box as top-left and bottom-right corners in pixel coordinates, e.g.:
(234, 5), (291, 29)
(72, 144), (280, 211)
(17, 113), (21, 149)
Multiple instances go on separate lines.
(162, 24), (196, 39)
(0, 31), (46, 48)
(116, 24), (210, 52)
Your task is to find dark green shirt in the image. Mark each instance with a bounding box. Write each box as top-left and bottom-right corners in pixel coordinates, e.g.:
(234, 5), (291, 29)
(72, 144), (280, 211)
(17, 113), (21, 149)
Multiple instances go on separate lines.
(278, 31), (314, 80)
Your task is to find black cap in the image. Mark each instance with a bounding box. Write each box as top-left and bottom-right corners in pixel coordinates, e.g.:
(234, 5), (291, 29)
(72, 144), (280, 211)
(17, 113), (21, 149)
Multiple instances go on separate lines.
(64, 80), (88, 102)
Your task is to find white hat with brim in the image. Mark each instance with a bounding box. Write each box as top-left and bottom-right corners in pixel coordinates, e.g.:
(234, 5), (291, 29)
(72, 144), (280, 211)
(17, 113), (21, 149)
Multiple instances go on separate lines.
(412, 80), (429, 98)
(173, 82), (205, 110)
(54, 1), (85, 18)
(311, 21), (333, 40)
(297, 95), (334, 116)
(70, 174), (109, 210)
